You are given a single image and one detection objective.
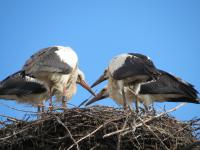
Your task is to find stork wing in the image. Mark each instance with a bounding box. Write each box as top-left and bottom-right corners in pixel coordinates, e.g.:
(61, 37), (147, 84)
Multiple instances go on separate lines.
(110, 53), (159, 80)
(23, 46), (73, 74)
(139, 70), (199, 99)
(0, 71), (47, 97)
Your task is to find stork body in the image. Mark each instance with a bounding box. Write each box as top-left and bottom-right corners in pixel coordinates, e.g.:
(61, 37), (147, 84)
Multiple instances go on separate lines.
(88, 53), (199, 110)
(86, 69), (199, 109)
(22, 46), (95, 109)
(91, 53), (159, 110)
(23, 46), (77, 96)
(0, 71), (49, 111)
(106, 75), (135, 108)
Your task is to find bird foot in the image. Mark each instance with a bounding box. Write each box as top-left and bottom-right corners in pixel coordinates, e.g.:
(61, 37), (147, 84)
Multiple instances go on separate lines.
(123, 105), (134, 115)
(48, 105), (54, 112)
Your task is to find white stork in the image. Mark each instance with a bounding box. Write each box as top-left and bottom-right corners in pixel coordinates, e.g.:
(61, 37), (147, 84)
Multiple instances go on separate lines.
(22, 46), (95, 109)
(85, 69), (199, 108)
(89, 53), (160, 111)
(86, 53), (199, 110)
(0, 71), (49, 112)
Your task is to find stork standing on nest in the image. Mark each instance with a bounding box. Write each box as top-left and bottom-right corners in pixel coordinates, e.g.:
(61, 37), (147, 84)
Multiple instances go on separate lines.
(85, 69), (199, 109)
(89, 53), (160, 111)
(0, 71), (49, 112)
(22, 46), (95, 109)
(86, 53), (199, 111)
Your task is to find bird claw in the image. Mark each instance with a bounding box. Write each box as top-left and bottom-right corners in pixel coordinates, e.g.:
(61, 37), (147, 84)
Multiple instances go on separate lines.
(48, 105), (53, 112)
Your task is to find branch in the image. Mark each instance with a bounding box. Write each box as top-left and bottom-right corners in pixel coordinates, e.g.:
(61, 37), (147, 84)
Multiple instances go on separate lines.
(67, 115), (126, 150)
(0, 102), (39, 114)
(67, 124), (104, 150)
(54, 116), (80, 150)
(103, 103), (187, 138)
(0, 113), (22, 122)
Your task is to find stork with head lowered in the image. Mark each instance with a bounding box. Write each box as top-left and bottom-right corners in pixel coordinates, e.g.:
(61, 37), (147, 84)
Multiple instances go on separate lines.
(22, 46), (95, 109)
(86, 53), (199, 110)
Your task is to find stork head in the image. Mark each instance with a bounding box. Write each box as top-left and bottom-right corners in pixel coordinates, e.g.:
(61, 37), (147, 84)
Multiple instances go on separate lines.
(91, 68), (109, 88)
(76, 69), (96, 96)
(85, 86), (109, 106)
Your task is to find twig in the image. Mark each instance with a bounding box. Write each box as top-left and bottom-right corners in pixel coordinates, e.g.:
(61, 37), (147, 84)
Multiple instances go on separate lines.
(0, 117), (48, 141)
(138, 116), (170, 150)
(54, 116), (80, 150)
(67, 124), (104, 150)
(0, 126), (30, 141)
(0, 102), (39, 114)
(0, 113), (22, 122)
(103, 103), (187, 138)
(117, 113), (129, 150)
(67, 115), (126, 150)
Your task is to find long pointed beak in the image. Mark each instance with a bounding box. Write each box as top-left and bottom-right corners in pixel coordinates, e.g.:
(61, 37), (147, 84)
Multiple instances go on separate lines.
(79, 80), (96, 96)
(91, 74), (107, 88)
(85, 91), (109, 106)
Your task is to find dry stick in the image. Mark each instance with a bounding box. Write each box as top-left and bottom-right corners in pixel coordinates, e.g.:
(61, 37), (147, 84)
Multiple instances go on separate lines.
(163, 123), (191, 142)
(0, 113), (22, 122)
(0, 126), (30, 141)
(0, 102), (39, 114)
(103, 103), (187, 138)
(0, 116), (50, 141)
(54, 116), (80, 150)
(138, 116), (170, 150)
(117, 114), (129, 150)
(67, 115), (126, 150)
(67, 124), (104, 150)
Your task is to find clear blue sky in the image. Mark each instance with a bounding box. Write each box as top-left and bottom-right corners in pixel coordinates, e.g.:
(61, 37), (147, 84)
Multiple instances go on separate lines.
(0, 0), (199, 121)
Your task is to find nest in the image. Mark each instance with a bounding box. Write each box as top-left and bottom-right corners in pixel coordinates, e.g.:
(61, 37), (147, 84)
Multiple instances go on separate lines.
(0, 105), (200, 150)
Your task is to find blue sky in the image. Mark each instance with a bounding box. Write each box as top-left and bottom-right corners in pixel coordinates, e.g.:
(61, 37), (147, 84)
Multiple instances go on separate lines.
(0, 0), (200, 121)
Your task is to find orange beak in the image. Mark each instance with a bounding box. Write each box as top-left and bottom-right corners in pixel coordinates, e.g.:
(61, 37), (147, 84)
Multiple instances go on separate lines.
(91, 74), (107, 88)
(85, 89), (109, 106)
(79, 79), (96, 96)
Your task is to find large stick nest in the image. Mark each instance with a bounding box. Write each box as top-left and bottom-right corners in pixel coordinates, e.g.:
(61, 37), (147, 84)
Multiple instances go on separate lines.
(0, 106), (200, 150)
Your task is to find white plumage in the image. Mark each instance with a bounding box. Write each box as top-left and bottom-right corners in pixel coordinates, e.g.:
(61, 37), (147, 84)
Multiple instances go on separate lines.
(22, 46), (95, 109)
(86, 53), (199, 111)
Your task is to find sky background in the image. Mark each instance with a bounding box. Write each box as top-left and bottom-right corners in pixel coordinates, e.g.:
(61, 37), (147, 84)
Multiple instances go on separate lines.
(0, 0), (200, 121)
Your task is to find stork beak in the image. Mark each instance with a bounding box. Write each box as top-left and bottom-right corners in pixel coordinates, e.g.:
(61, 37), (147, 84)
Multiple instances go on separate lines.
(85, 90), (109, 106)
(78, 79), (96, 96)
(91, 74), (107, 88)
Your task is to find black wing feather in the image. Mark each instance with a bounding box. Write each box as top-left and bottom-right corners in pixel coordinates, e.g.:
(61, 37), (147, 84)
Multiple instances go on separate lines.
(0, 71), (47, 96)
(24, 46), (73, 74)
(112, 53), (159, 80)
(139, 70), (199, 99)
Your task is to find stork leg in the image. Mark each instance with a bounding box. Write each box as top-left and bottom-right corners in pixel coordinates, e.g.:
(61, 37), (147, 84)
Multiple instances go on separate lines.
(42, 104), (45, 112)
(37, 102), (45, 119)
(61, 96), (67, 109)
(37, 104), (42, 119)
(135, 96), (140, 113)
(61, 87), (67, 109)
(37, 105), (41, 113)
(37, 105), (41, 119)
(49, 88), (53, 112)
(122, 88), (128, 110)
(144, 104), (149, 112)
(49, 96), (53, 111)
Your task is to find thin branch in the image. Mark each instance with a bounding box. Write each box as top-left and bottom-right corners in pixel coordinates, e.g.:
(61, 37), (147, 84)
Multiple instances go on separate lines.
(103, 103), (187, 138)
(0, 113), (22, 122)
(67, 115), (126, 150)
(0, 102), (39, 114)
(138, 116), (170, 150)
(117, 114), (129, 150)
(54, 116), (80, 150)
(0, 127), (30, 141)
(67, 124), (104, 150)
